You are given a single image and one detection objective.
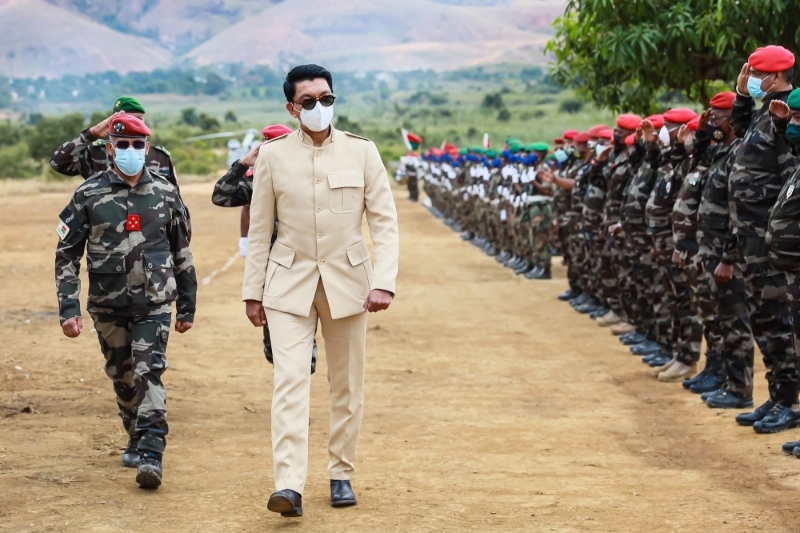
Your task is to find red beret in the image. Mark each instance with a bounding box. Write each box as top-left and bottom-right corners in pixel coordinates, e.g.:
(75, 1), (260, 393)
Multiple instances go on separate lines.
(563, 129), (579, 140)
(624, 134), (635, 146)
(554, 138), (564, 144)
(616, 114), (642, 131)
(574, 132), (591, 143)
(587, 125), (609, 137)
(749, 45), (795, 73)
(663, 107), (697, 124)
(109, 114), (151, 138)
(263, 124), (293, 140)
(598, 128), (614, 140)
(645, 114), (664, 129)
(710, 91), (736, 110)
(687, 117), (700, 131)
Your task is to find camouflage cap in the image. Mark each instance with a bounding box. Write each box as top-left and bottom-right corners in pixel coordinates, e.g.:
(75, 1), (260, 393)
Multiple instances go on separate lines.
(113, 96), (146, 114)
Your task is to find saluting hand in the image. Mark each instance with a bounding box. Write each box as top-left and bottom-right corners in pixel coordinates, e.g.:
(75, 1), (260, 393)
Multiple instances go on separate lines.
(89, 112), (122, 139)
(676, 124), (690, 144)
(698, 109), (711, 132)
(641, 120), (657, 143)
(769, 99), (791, 120)
(737, 62), (750, 96)
(364, 289), (393, 313)
(61, 316), (83, 338)
(241, 143), (264, 167)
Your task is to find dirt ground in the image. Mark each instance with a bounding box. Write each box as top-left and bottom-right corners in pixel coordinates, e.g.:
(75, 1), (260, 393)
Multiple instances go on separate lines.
(1, 180), (800, 532)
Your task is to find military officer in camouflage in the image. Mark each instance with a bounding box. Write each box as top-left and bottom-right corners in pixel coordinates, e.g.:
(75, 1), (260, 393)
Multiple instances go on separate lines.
(49, 96), (180, 190)
(212, 123), (318, 375)
(55, 114), (196, 490)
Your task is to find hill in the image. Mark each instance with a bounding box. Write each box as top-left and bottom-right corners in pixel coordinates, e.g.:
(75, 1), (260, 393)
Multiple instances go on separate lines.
(0, 0), (172, 78)
(2, 0), (564, 78)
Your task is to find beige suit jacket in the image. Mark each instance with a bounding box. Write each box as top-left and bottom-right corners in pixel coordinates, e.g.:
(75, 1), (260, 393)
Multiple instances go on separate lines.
(242, 128), (399, 320)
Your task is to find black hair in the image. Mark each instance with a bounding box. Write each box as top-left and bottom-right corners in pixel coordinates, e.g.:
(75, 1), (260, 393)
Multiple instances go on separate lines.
(283, 64), (333, 102)
(782, 65), (795, 85)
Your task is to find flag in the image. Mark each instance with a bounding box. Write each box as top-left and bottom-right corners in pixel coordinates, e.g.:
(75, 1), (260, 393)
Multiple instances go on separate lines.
(401, 128), (422, 151)
(483, 133), (491, 149)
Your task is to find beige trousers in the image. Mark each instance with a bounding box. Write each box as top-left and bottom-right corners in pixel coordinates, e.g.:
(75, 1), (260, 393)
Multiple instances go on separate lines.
(264, 279), (367, 495)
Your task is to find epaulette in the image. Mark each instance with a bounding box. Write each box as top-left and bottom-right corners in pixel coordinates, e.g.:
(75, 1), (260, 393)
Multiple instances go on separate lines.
(344, 131), (370, 142)
(265, 133), (289, 144)
(152, 144), (171, 158)
(91, 139), (105, 147)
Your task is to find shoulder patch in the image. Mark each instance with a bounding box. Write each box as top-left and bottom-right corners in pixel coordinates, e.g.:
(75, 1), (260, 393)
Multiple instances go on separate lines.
(91, 139), (106, 147)
(152, 144), (171, 158)
(343, 131), (370, 142)
(57, 204), (84, 240)
(265, 133), (290, 144)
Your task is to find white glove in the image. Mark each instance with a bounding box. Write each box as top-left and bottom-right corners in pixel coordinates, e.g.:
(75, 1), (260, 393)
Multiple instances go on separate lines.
(239, 237), (248, 257)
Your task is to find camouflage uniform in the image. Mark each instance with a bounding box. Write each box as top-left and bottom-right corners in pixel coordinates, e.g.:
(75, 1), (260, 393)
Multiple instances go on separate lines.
(582, 157), (611, 307)
(212, 160), (318, 374)
(553, 159), (578, 290)
(697, 139), (754, 397)
(728, 91), (799, 406)
(405, 157), (420, 201)
(55, 169), (196, 454)
(622, 141), (663, 343)
(605, 144), (644, 324)
(568, 158), (593, 294)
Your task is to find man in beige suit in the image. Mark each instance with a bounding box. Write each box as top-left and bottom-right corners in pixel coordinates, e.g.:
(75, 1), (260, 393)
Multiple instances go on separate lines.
(243, 65), (399, 518)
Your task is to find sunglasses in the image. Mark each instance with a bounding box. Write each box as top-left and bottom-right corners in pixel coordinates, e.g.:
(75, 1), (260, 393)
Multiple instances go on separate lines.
(293, 94), (336, 111)
(114, 140), (147, 150)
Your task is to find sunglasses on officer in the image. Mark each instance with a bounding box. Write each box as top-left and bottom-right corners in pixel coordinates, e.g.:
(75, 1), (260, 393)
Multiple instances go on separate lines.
(113, 139), (147, 150)
(292, 94), (336, 111)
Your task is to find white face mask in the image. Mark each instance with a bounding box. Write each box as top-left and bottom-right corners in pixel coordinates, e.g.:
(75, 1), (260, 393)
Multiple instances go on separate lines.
(658, 125), (671, 146)
(595, 143), (608, 157)
(299, 101), (334, 132)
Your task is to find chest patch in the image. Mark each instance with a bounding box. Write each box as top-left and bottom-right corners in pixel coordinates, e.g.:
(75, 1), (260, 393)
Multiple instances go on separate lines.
(126, 214), (141, 231)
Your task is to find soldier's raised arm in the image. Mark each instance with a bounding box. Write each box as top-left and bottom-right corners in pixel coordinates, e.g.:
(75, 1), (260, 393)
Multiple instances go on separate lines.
(49, 128), (100, 178)
(211, 159), (253, 208)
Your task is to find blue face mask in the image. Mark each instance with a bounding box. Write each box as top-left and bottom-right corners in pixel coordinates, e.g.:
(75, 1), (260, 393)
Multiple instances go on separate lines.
(786, 123), (800, 144)
(114, 147), (146, 176)
(554, 149), (569, 163)
(747, 76), (768, 100)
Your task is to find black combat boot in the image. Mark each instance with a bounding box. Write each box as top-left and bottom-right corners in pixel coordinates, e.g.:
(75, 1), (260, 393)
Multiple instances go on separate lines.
(735, 399), (776, 426)
(122, 437), (140, 468)
(753, 404), (800, 434)
(705, 390), (754, 409)
(136, 451), (163, 489)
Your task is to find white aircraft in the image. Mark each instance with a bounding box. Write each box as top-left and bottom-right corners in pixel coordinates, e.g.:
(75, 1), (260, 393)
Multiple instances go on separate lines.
(183, 129), (261, 167)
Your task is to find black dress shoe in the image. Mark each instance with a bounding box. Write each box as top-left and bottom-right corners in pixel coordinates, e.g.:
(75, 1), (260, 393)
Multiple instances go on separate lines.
(330, 480), (357, 507)
(753, 404), (800, 434)
(781, 440), (800, 454)
(122, 436), (140, 468)
(735, 399), (776, 427)
(268, 489), (303, 517)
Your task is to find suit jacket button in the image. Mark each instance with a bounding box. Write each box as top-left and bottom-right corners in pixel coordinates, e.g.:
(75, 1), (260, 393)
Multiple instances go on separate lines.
(317, 233), (323, 238)
(315, 151), (320, 157)
(316, 207), (322, 212)
(315, 179), (321, 184)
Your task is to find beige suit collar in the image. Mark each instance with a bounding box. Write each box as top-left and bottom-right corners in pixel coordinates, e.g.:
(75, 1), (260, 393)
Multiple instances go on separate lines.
(298, 127), (336, 147)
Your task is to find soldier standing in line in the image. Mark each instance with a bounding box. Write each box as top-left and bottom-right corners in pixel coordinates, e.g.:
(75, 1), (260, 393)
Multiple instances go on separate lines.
(55, 115), (196, 489)
(722, 45), (800, 433)
(212, 124), (318, 375)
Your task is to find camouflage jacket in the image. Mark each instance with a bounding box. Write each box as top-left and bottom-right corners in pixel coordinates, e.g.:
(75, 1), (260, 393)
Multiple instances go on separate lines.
(212, 160), (252, 208)
(568, 158), (593, 218)
(671, 132), (712, 253)
(646, 144), (691, 236)
(49, 128), (180, 190)
(622, 141), (659, 230)
(697, 141), (740, 264)
(553, 156), (580, 223)
(728, 91), (796, 238)
(55, 169), (196, 324)
(604, 145), (643, 226)
(766, 115), (800, 271)
(582, 158), (609, 230)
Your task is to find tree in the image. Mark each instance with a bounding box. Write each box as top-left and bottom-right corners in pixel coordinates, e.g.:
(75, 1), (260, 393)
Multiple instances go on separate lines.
(224, 110), (238, 123)
(481, 92), (504, 110)
(203, 73), (227, 96)
(546, 0), (800, 113)
(559, 97), (584, 114)
(181, 108), (198, 126)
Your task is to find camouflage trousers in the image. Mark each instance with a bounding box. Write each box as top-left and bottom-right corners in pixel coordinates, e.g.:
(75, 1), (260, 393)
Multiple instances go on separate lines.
(561, 216), (582, 291)
(784, 272), (800, 399)
(579, 227), (603, 300)
(599, 235), (625, 319)
(682, 249), (724, 358)
(617, 238), (644, 328)
(91, 313), (170, 454)
(697, 244), (755, 397)
(737, 236), (798, 405)
(528, 202), (553, 269)
(407, 175), (419, 201)
(626, 229), (664, 343)
(652, 232), (701, 364)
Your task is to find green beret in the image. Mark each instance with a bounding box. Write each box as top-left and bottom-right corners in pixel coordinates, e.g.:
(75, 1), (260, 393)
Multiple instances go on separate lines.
(485, 149), (499, 158)
(113, 96), (146, 114)
(506, 137), (522, 145)
(545, 154), (557, 161)
(508, 142), (524, 153)
(459, 148), (468, 155)
(530, 142), (550, 152)
(788, 88), (800, 111)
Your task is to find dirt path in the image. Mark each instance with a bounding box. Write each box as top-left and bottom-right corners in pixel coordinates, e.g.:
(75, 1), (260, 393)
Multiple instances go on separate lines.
(1, 183), (799, 532)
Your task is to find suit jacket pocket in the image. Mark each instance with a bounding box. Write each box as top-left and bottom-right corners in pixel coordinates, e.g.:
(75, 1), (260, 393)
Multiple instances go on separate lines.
(346, 240), (374, 299)
(265, 242), (295, 298)
(328, 171), (365, 214)
(86, 252), (128, 308)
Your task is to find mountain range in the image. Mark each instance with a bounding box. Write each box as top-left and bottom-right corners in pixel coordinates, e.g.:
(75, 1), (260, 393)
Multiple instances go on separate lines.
(0, 0), (564, 78)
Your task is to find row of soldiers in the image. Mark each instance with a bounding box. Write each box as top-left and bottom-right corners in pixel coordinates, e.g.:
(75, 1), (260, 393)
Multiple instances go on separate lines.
(416, 44), (800, 456)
